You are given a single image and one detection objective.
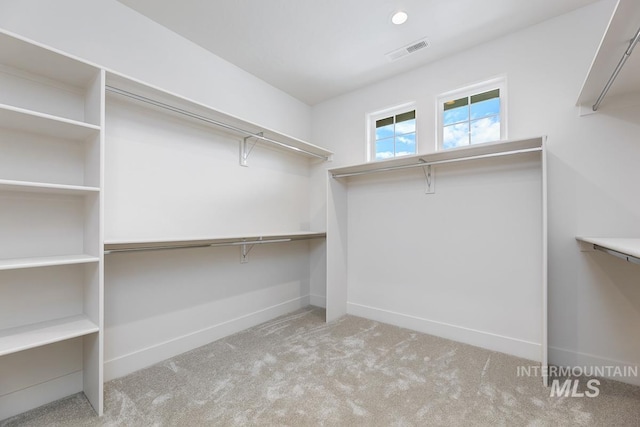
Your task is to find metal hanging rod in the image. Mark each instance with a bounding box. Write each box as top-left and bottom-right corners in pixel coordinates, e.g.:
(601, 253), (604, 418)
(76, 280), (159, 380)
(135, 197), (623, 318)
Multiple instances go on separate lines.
(331, 147), (542, 179)
(104, 238), (293, 255)
(593, 244), (640, 265)
(592, 25), (640, 111)
(105, 85), (329, 160)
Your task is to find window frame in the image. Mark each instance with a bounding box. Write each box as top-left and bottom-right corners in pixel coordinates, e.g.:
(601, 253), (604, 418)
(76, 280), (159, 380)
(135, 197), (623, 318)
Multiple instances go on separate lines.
(436, 76), (507, 151)
(367, 102), (417, 162)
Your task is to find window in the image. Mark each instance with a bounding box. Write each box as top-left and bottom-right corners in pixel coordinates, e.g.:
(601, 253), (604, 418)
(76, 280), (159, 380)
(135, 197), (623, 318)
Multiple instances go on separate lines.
(369, 105), (416, 161)
(437, 77), (506, 150)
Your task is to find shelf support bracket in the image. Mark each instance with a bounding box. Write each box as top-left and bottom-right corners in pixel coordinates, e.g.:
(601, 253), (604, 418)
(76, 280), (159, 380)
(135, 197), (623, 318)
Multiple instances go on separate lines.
(240, 241), (255, 263)
(420, 161), (435, 194)
(239, 132), (262, 167)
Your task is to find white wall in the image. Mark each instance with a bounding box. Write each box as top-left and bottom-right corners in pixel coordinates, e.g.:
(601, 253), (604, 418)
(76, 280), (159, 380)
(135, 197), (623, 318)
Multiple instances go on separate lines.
(0, 0), (318, 383)
(105, 98), (312, 240)
(104, 242), (311, 380)
(102, 97), (314, 378)
(312, 0), (640, 384)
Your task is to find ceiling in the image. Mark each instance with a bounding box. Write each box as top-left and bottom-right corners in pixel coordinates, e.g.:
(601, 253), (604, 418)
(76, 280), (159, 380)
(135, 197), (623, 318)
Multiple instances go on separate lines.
(118, 0), (601, 105)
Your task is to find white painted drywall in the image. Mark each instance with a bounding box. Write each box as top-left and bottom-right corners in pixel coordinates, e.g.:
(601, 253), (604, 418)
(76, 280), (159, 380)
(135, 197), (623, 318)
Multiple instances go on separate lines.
(101, 96), (314, 378)
(104, 242), (311, 380)
(311, 0), (640, 384)
(105, 97), (312, 240)
(345, 155), (543, 360)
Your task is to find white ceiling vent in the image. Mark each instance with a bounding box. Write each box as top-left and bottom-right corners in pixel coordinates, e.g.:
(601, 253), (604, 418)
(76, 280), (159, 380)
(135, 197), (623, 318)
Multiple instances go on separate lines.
(385, 38), (429, 61)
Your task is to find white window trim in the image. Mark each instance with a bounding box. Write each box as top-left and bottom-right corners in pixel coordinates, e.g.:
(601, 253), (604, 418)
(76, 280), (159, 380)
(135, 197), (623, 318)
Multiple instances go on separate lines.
(436, 76), (507, 151)
(366, 102), (417, 162)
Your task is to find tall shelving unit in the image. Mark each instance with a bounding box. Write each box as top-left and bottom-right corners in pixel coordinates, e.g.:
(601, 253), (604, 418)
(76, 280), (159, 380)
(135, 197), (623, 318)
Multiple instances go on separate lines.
(0, 31), (104, 419)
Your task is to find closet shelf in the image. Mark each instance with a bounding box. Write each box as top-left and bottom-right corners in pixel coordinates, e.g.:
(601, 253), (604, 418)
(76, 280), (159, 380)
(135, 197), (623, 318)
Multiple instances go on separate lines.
(330, 137), (543, 178)
(104, 231), (327, 254)
(0, 179), (100, 195)
(0, 104), (100, 140)
(0, 315), (99, 357)
(576, 237), (640, 264)
(0, 30), (99, 88)
(576, 0), (640, 110)
(105, 72), (333, 162)
(0, 254), (99, 271)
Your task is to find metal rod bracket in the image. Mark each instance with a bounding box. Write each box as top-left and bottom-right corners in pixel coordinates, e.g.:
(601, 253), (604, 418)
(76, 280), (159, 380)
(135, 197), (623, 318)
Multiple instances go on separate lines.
(420, 162), (435, 194)
(239, 132), (262, 167)
(593, 244), (640, 265)
(240, 242), (254, 263)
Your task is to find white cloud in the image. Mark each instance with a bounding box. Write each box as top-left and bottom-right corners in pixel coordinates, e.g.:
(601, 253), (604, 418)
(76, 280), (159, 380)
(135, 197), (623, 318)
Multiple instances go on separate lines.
(376, 151), (395, 159)
(470, 117), (500, 144)
(443, 123), (468, 149)
(396, 134), (416, 145)
(395, 121), (415, 135)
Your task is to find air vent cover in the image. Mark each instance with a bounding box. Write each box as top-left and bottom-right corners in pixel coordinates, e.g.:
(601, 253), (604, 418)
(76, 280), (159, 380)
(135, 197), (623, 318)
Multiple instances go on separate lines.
(386, 38), (430, 61)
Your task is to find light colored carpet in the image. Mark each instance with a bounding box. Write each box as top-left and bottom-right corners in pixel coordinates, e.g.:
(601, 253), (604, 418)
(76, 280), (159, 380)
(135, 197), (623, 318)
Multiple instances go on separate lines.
(2, 307), (639, 426)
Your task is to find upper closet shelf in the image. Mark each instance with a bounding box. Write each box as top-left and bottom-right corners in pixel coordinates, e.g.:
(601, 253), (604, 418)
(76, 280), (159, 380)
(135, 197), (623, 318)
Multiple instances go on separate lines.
(105, 72), (333, 163)
(0, 104), (100, 140)
(576, 0), (640, 111)
(104, 231), (326, 254)
(0, 30), (99, 89)
(577, 237), (640, 264)
(330, 137), (543, 179)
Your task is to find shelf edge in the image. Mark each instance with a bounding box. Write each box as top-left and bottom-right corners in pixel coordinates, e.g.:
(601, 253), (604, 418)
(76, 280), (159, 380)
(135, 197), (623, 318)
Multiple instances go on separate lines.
(0, 315), (100, 357)
(0, 254), (100, 271)
(104, 231), (327, 253)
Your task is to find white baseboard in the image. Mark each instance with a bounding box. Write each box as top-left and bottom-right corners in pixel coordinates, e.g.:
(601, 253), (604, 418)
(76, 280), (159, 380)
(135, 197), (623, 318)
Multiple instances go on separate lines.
(309, 294), (326, 308)
(347, 302), (541, 362)
(548, 346), (640, 386)
(104, 296), (310, 381)
(0, 371), (82, 421)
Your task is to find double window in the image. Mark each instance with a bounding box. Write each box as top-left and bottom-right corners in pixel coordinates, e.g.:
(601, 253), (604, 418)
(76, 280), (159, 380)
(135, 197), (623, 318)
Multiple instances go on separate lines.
(437, 77), (506, 150)
(366, 77), (506, 161)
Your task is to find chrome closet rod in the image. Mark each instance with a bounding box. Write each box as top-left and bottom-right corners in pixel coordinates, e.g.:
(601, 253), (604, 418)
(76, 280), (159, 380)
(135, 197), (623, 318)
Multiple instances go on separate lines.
(104, 238), (293, 254)
(593, 244), (640, 265)
(592, 25), (640, 111)
(331, 147), (542, 178)
(105, 85), (329, 160)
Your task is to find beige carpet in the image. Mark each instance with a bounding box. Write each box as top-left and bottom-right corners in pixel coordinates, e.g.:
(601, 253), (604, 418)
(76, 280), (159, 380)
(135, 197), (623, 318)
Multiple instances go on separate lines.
(2, 307), (640, 426)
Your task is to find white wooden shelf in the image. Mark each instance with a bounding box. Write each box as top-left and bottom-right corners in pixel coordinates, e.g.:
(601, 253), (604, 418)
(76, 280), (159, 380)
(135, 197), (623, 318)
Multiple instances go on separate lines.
(576, 0), (640, 110)
(0, 28), (104, 419)
(577, 237), (640, 264)
(105, 231), (327, 253)
(0, 179), (100, 195)
(106, 72), (333, 162)
(0, 315), (99, 357)
(330, 137), (543, 178)
(0, 104), (100, 140)
(0, 254), (99, 271)
(0, 30), (99, 89)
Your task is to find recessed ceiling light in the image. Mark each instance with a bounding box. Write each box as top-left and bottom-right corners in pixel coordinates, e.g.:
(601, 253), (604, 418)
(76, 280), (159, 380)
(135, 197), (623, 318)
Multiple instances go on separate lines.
(391, 11), (408, 25)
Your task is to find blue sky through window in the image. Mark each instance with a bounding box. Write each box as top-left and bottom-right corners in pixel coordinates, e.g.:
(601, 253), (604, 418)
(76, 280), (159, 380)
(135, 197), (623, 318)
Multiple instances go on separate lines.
(375, 111), (416, 160)
(471, 97), (500, 120)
